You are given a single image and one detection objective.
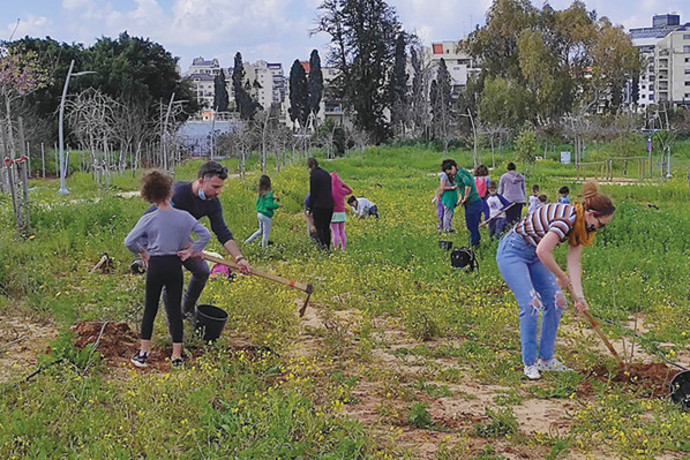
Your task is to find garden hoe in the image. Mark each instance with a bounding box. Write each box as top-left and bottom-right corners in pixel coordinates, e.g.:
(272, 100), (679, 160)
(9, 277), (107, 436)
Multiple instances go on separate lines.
(567, 287), (625, 368)
(203, 252), (314, 317)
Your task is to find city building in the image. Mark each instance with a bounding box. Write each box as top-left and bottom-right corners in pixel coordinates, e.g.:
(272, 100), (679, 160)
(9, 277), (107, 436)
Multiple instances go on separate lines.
(425, 41), (481, 94)
(629, 14), (690, 109)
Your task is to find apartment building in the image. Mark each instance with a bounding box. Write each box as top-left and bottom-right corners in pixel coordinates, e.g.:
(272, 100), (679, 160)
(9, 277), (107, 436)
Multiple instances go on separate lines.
(183, 57), (285, 118)
(425, 41), (480, 93)
(629, 14), (690, 109)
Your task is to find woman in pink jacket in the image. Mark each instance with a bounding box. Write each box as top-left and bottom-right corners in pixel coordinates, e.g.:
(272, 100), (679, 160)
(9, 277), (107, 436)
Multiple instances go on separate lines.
(330, 172), (353, 251)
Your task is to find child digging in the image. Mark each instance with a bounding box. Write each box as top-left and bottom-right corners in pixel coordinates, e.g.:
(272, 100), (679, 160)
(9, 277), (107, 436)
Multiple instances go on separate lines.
(245, 174), (282, 248)
(125, 170), (211, 368)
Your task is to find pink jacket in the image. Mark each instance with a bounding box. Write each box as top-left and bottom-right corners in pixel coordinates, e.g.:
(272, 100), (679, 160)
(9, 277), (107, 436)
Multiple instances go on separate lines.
(330, 172), (352, 213)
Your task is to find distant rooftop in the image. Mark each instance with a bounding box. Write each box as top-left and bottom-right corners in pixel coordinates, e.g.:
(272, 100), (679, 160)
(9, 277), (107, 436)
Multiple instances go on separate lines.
(630, 13), (684, 40)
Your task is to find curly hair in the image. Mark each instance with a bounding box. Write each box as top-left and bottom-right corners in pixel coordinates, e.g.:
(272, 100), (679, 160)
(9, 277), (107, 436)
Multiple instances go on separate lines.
(140, 170), (173, 204)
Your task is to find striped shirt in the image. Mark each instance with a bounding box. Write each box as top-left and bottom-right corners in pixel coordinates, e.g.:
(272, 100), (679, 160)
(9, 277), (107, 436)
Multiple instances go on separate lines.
(515, 203), (576, 247)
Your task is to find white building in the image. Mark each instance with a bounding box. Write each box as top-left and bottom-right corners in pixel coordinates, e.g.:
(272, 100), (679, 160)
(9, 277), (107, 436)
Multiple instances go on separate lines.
(629, 14), (690, 109)
(183, 57), (286, 119)
(425, 41), (480, 93)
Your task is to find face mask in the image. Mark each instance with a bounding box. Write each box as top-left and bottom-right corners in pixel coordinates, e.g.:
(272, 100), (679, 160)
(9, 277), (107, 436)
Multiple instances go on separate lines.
(198, 188), (209, 200)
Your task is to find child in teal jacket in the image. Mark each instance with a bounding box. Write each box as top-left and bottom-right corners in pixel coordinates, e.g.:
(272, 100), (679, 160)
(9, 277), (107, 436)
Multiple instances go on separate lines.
(245, 175), (281, 247)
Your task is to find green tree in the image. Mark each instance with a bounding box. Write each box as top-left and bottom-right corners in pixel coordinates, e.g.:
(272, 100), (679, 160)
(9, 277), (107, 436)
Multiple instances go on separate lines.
(314, 0), (406, 143)
(288, 59), (309, 129)
(232, 52), (257, 120)
(307, 49), (323, 126)
(516, 128), (538, 163)
(389, 33), (409, 138)
(213, 69), (229, 112)
(430, 58), (454, 150)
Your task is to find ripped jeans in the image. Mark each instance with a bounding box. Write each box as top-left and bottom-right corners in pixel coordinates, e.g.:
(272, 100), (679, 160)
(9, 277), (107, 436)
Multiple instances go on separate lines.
(496, 230), (567, 366)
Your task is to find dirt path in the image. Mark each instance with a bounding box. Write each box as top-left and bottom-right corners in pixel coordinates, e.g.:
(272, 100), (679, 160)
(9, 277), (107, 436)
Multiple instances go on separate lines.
(0, 313), (58, 384)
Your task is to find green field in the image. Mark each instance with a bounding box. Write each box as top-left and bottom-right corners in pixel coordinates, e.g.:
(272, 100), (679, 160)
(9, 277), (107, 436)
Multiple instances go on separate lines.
(1, 145), (690, 459)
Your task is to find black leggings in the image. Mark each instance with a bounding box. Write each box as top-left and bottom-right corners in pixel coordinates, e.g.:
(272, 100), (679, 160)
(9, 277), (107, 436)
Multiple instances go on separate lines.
(311, 207), (333, 250)
(141, 255), (183, 343)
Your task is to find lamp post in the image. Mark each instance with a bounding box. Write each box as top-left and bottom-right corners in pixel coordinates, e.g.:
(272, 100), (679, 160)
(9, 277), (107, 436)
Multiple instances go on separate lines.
(58, 59), (95, 194)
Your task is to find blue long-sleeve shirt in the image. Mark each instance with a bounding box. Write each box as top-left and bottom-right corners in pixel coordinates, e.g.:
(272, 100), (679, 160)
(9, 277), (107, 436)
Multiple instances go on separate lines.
(125, 208), (211, 256)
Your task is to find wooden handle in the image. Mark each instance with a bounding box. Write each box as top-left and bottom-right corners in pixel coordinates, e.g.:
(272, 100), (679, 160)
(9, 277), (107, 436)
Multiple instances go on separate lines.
(567, 285), (625, 368)
(480, 202), (515, 227)
(582, 310), (625, 367)
(203, 253), (314, 294)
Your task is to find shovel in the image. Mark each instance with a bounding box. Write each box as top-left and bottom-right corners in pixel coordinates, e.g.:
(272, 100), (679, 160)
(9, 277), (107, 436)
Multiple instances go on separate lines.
(203, 253), (314, 317)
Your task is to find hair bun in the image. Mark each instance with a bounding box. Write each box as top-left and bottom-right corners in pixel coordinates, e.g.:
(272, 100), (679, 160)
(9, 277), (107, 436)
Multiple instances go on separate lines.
(582, 181), (599, 200)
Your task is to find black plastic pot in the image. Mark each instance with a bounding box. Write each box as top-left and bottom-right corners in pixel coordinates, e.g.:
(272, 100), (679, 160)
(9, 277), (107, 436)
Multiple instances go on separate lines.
(195, 304), (228, 342)
(670, 370), (690, 410)
(438, 240), (453, 251)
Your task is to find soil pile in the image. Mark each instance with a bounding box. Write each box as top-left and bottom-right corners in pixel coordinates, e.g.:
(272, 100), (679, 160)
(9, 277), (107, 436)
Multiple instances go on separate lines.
(72, 322), (138, 360)
(588, 362), (679, 398)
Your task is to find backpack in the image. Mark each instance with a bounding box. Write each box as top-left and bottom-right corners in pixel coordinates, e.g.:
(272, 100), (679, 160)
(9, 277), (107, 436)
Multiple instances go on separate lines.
(450, 247), (479, 273)
(474, 176), (489, 198)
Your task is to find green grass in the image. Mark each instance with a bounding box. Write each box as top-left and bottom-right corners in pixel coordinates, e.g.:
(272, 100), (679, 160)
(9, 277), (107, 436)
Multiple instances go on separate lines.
(1, 143), (690, 458)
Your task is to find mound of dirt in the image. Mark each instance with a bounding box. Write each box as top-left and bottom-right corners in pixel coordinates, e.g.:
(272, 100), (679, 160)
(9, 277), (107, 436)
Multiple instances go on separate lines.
(72, 321), (138, 359)
(588, 362), (679, 398)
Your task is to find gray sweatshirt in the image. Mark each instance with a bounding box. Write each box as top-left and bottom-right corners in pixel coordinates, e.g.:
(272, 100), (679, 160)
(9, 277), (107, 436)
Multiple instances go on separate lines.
(497, 171), (526, 204)
(125, 208), (211, 256)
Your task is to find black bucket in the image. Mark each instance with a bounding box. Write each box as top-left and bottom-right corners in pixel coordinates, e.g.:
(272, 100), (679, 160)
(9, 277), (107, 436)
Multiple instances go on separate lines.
(438, 240), (453, 251)
(670, 370), (690, 410)
(195, 304), (228, 342)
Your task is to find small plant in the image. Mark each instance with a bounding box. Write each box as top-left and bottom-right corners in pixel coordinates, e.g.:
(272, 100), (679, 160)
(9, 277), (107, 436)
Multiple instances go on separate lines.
(474, 407), (519, 438)
(408, 402), (433, 429)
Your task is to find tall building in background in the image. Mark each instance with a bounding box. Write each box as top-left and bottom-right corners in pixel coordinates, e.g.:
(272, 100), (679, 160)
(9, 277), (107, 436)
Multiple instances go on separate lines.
(425, 41), (480, 94)
(629, 14), (690, 110)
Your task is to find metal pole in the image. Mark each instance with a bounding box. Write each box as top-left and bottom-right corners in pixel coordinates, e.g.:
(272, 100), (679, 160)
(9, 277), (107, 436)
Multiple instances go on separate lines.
(666, 146), (672, 179)
(58, 60), (74, 194)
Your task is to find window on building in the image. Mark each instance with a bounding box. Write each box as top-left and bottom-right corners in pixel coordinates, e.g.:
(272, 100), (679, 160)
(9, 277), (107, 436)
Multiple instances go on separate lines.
(432, 44), (443, 54)
(641, 94), (646, 98)
(684, 45), (690, 53)
(642, 85), (646, 89)
(686, 69), (690, 74)
(686, 81), (690, 86)
(684, 34), (690, 40)
(650, 84), (654, 91)
(649, 95), (654, 101)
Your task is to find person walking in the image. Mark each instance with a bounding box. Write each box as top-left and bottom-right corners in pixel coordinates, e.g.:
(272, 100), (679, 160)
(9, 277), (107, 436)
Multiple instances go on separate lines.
(306, 158), (334, 250)
(439, 159), (459, 233)
(126, 170), (211, 368)
(245, 174), (282, 248)
(498, 162), (526, 228)
(496, 181), (615, 380)
(330, 172), (353, 251)
(145, 161), (251, 320)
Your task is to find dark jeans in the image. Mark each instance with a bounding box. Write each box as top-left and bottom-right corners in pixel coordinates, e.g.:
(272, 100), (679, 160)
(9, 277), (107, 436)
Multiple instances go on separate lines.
(504, 203), (524, 229)
(142, 255), (183, 343)
(464, 199), (483, 247)
(311, 207), (334, 250)
(369, 205), (379, 219)
(163, 256), (210, 315)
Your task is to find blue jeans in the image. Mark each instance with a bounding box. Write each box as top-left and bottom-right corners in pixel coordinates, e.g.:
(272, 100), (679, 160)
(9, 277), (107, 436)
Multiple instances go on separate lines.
(245, 213), (273, 247)
(464, 199), (483, 246)
(496, 231), (566, 366)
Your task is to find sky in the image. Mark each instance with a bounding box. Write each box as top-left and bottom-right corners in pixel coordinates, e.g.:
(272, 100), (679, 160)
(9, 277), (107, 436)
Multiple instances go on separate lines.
(2, 0), (690, 73)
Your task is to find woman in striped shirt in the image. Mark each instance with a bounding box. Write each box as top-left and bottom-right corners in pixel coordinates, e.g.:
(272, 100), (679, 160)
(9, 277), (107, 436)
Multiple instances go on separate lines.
(496, 182), (615, 380)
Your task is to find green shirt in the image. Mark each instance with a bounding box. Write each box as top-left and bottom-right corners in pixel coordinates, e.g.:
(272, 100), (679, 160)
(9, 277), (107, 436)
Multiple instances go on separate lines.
(256, 191), (280, 218)
(456, 168), (480, 204)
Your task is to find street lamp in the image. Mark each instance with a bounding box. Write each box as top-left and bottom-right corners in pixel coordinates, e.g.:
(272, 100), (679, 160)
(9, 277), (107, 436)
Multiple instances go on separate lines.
(58, 59), (95, 194)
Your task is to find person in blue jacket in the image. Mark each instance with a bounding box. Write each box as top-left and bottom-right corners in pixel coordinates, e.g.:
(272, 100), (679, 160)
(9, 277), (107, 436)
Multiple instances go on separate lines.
(483, 181), (512, 239)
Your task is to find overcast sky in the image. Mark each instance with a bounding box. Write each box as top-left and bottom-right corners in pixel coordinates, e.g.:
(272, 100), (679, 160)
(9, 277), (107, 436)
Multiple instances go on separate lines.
(3, 0), (690, 73)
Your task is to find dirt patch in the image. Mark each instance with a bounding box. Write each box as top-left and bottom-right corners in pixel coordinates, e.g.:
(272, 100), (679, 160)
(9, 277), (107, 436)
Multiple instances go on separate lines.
(586, 362), (679, 398)
(0, 314), (58, 384)
(72, 322), (138, 360)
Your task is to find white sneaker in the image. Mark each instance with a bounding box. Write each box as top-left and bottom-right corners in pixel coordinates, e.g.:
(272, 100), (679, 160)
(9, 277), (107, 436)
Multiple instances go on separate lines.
(524, 364), (541, 380)
(537, 358), (573, 372)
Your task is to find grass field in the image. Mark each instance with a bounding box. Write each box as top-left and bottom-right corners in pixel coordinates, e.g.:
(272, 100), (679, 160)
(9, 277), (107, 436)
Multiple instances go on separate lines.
(1, 144), (690, 459)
